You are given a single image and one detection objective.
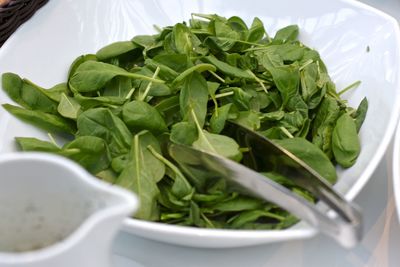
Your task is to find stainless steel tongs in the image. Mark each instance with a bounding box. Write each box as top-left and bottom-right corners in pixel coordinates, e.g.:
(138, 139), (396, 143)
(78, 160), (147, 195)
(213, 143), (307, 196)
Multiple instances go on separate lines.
(168, 121), (362, 248)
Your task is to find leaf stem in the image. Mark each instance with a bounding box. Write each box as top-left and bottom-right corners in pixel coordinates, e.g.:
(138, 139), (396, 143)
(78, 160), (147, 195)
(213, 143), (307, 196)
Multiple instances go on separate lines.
(215, 91), (234, 99)
(338, 80), (361, 96)
(239, 147), (251, 153)
(147, 145), (192, 190)
(140, 66), (160, 101)
(279, 127), (294, 138)
(127, 71), (164, 84)
(47, 133), (60, 148)
(208, 70), (225, 83)
(134, 134), (141, 193)
(125, 88), (135, 100)
(153, 24), (163, 33)
(247, 70), (268, 94)
(299, 59), (313, 71)
(200, 213), (215, 228)
(190, 108), (217, 153)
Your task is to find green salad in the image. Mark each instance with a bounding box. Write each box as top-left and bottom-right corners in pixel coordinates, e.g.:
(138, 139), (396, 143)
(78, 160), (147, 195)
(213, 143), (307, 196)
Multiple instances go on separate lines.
(1, 13), (367, 229)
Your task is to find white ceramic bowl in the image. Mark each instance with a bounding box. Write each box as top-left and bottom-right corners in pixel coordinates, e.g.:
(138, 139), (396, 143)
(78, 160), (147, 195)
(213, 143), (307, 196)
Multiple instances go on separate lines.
(392, 122), (400, 224)
(0, 0), (400, 248)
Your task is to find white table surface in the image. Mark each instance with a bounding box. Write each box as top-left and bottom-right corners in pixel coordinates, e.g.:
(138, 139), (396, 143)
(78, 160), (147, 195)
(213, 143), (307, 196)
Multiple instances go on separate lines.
(109, 1), (400, 266)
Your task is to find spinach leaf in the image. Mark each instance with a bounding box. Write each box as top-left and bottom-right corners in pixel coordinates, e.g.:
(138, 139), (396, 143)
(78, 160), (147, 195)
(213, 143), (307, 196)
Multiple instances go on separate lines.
(210, 103), (232, 134)
(311, 96), (340, 158)
(273, 25), (299, 43)
(247, 17), (266, 43)
(274, 137), (337, 184)
(96, 41), (138, 61)
(204, 55), (255, 80)
(3, 104), (76, 134)
(68, 54), (98, 80)
(179, 71), (209, 128)
(352, 97), (368, 132)
(148, 145), (193, 199)
(61, 136), (111, 174)
(2, 73), (59, 113)
(170, 121), (197, 145)
(115, 131), (165, 220)
(77, 108), (132, 156)
(16, 137), (61, 152)
(122, 100), (167, 134)
(267, 64), (299, 108)
(192, 109), (242, 162)
(69, 61), (164, 92)
(58, 93), (81, 119)
(332, 113), (361, 168)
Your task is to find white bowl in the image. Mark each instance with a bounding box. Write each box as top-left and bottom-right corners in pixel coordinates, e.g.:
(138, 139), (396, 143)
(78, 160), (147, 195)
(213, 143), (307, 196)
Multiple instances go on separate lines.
(392, 122), (400, 224)
(0, 0), (400, 248)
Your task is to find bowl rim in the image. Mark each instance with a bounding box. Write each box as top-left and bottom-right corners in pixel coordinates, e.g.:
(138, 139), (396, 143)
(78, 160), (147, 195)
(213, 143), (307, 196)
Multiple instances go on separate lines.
(392, 121), (400, 223)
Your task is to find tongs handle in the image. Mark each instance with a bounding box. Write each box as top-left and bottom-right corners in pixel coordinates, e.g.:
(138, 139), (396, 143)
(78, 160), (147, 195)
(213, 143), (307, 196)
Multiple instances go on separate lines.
(168, 121), (362, 248)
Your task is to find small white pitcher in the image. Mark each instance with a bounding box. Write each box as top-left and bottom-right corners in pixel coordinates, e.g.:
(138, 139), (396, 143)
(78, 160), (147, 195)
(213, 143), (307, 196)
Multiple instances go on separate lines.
(0, 153), (138, 267)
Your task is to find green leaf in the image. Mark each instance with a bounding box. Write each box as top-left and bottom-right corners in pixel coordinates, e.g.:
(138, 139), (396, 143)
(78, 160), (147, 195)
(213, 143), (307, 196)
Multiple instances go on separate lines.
(61, 136), (111, 174)
(102, 76), (133, 98)
(3, 104), (76, 134)
(74, 94), (125, 110)
(172, 63), (216, 85)
(69, 61), (164, 92)
(267, 65), (300, 108)
(122, 100), (167, 134)
(204, 55), (255, 80)
(170, 121), (197, 145)
(273, 25), (299, 43)
(45, 83), (70, 102)
(232, 110), (260, 131)
(96, 41), (138, 61)
(96, 168), (118, 184)
(58, 93), (81, 119)
(77, 108), (132, 156)
(229, 209), (286, 229)
(115, 131), (165, 220)
(210, 103), (232, 134)
(274, 137), (337, 184)
(173, 23), (194, 55)
(148, 145), (192, 199)
(247, 17), (265, 43)
(68, 54), (98, 80)
(180, 71), (209, 128)
(311, 96), (340, 158)
(193, 127), (243, 162)
(2, 73), (59, 113)
(16, 137), (61, 152)
(352, 97), (368, 132)
(332, 113), (361, 168)
(211, 196), (264, 212)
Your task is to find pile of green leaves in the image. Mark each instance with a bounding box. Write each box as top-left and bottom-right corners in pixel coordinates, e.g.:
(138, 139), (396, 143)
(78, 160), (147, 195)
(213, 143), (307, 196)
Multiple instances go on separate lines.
(1, 13), (367, 229)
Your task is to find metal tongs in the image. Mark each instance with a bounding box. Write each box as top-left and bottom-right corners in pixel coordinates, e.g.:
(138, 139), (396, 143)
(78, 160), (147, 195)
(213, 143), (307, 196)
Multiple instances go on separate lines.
(168, 121), (362, 248)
